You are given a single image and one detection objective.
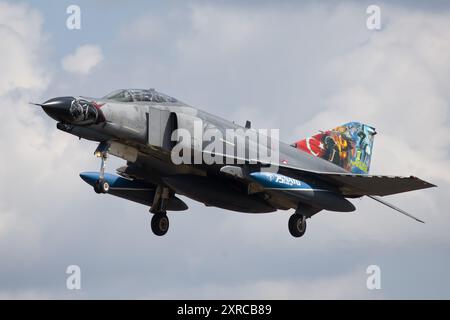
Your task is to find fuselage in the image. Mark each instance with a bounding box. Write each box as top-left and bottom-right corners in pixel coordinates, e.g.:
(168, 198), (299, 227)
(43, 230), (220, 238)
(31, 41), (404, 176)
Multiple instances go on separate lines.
(41, 89), (352, 214)
(37, 89), (433, 237)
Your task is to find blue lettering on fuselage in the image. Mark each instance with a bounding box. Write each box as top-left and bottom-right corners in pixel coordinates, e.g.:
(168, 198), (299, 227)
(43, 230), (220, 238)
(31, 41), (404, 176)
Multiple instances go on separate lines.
(249, 172), (314, 190)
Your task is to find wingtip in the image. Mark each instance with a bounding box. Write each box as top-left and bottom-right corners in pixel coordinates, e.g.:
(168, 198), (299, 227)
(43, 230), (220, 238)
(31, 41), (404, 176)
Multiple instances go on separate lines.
(426, 182), (437, 189)
(414, 217), (425, 224)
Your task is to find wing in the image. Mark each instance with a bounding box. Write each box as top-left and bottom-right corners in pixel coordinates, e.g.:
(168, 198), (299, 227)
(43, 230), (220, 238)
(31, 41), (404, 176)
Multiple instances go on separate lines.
(272, 163), (436, 197)
(217, 155), (435, 197)
(220, 163), (433, 222)
(277, 165), (435, 223)
(310, 173), (436, 197)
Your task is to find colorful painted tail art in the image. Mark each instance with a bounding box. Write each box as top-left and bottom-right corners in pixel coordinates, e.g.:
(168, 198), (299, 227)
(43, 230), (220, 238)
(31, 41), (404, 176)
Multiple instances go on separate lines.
(293, 122), (376, 174)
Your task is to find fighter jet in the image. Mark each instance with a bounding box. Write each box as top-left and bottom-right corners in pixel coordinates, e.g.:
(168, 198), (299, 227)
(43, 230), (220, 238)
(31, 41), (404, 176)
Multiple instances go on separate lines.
(33, 89), (435, 237)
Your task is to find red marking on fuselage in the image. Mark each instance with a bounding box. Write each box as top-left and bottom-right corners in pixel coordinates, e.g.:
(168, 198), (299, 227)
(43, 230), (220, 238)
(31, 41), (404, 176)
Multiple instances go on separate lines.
(92, 102), (105, 110)
(92, 101), (106, 123)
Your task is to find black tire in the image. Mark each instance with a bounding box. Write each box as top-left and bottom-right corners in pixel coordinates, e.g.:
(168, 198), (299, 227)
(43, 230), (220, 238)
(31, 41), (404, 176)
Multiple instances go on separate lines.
(151, 213), (169, 236)
(288, 214), (307, 238)
(94, 181), (101, 194)
(94, 179), (109, 194)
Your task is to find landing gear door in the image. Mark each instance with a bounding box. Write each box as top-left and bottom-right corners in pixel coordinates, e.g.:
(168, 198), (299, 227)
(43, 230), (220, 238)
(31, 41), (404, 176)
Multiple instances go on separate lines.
(147, 107), (176, 151)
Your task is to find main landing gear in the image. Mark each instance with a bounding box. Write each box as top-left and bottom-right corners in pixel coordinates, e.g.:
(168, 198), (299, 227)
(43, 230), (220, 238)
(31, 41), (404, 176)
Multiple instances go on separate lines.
(288, 213), (307, 238)
(93, 142), (110, 194)
(288, 206), (321, 238)
(149, 185), (171, 236)
(151, 213), (169, 236)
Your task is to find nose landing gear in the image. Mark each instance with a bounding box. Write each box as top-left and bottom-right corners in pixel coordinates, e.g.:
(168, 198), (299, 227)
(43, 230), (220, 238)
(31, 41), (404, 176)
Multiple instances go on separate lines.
(93, 142), (110, 194)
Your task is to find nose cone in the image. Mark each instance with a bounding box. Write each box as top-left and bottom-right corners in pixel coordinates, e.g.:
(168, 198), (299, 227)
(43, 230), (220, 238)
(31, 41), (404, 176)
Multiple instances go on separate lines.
(41, 96), (75, 122)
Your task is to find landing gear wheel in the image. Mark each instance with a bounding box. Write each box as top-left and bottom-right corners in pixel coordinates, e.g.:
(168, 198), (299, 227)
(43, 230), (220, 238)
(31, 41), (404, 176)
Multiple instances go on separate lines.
(94, 179), (109, 194)
(151, 213), (169, 236)
(94, 181), (101, 194)
(288, 214), (307, 238)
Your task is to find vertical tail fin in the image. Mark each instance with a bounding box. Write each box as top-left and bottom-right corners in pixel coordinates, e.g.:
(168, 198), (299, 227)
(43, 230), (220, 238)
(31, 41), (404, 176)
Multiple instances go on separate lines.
(292, 122), (376, 174)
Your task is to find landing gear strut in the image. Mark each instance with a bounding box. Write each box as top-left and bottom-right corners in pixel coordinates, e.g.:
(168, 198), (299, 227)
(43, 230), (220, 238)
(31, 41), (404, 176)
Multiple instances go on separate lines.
(288, 213), (307, 238)
(93, 142), (110, 194)
(149, 185), (171, 236)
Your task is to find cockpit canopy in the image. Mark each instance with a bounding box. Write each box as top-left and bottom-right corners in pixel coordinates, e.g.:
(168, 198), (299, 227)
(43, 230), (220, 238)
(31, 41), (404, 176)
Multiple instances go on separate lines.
(102, 89), (178, 103)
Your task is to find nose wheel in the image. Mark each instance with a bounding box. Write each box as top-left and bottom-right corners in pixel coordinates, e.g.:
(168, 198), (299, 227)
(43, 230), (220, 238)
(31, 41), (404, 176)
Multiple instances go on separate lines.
(93, 142), (110, 194)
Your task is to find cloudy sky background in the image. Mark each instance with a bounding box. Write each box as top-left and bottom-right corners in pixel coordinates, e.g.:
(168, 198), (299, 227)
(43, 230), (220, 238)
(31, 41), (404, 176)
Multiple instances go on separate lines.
(0, 0), (449, 298)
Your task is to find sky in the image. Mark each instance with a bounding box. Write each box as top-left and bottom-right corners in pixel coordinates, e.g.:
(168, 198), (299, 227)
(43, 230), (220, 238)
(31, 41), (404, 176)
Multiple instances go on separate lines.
(0, 0), (449, 299)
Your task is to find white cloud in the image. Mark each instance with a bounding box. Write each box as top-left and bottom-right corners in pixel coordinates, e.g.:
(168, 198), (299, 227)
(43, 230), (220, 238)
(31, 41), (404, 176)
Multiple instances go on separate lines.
(61, 45), (103, 75)
(300, 8), (450, 183)
(0, 0), (95, 281)
(0, 2), (48, 95)
(0, 1), (50, 231)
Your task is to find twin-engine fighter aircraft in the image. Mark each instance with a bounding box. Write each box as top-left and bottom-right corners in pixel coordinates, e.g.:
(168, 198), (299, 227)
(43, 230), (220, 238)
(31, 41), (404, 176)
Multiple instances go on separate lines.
(34, 89), (435, 237)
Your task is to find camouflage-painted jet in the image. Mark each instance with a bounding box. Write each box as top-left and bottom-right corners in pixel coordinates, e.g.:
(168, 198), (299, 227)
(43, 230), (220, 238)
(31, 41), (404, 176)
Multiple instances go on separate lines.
(34, 89), (435, 237)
